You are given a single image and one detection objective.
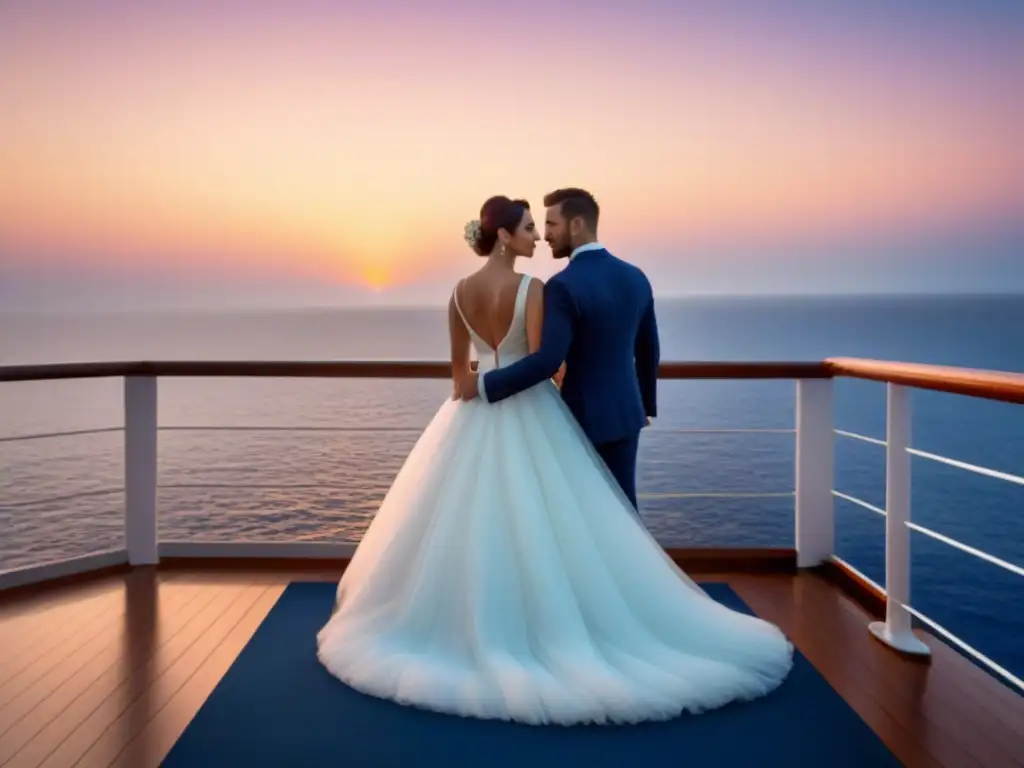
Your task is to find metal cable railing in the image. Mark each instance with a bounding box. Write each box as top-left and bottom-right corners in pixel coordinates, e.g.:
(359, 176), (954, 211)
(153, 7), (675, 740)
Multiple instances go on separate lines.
(832, 426), (1024, 692)
(0, 426), (123, 443)
(1, 487), (125, 510)
(2, 425), (796, 438)
(907, 447), (1024, 486)
(833, 428), (886, 447)
(1, 424), (797, 508)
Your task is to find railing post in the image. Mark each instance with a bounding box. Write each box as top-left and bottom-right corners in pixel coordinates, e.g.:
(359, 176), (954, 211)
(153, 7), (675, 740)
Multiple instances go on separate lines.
(869, 384), (930, 656)
(124, 376), (159, 565)
(795, 379), (835, 567)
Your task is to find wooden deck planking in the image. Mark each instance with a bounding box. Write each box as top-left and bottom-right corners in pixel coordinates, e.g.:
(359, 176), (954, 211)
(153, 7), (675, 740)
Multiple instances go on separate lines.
(0, 573), (261, 768)
(0, 579), (205, 738)
(0, 582), (146, 684)
(103, 587), (285, 768)
(62, 584), (277, 768)
(0, 568), (1019, 768)
(732, 573), (1024, 768)
(0, 574), (218, 766)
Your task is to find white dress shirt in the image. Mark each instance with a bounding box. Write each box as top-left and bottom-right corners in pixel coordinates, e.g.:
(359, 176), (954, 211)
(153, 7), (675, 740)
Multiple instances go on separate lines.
(569, 242), (605, 260)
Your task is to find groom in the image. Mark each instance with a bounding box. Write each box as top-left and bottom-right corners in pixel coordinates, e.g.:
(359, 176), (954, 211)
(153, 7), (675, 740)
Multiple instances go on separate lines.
(459, 187), (659, 513)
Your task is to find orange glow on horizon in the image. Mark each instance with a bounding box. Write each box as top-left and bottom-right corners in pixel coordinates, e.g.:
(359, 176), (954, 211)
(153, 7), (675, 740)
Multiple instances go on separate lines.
(1, 2), (1021, 295)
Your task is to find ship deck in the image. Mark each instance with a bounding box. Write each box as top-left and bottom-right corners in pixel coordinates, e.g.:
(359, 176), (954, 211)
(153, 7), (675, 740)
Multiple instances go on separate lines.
(1, 558), (1022, 768)
(3, 357), (1024, 767)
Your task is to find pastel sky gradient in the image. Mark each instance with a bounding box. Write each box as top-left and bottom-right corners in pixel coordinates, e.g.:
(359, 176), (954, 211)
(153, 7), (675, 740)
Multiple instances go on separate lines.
(1, 0), (1022, 308)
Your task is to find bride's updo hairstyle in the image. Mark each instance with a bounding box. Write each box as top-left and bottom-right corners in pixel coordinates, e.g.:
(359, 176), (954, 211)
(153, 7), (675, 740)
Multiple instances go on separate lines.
(465, 196), (530, 256)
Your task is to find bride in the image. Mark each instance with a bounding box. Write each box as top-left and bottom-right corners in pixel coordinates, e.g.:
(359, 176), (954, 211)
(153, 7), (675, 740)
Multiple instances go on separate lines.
(316, 195), (794, 725)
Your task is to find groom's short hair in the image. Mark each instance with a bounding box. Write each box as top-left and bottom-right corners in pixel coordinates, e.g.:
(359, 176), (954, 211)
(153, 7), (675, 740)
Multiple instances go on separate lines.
(544, 188), (599, 232)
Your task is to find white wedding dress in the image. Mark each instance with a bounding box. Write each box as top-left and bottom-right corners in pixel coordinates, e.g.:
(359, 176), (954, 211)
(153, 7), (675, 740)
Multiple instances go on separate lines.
(316, 275), (794, 725)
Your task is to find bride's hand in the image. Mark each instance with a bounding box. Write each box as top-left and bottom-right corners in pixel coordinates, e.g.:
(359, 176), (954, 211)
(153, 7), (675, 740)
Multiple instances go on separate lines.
(458, 373), (480, 401)
(552, 362), (566, 388)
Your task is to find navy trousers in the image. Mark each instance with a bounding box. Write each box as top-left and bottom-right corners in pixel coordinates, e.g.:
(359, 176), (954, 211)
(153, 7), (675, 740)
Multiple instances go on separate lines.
(594, 431), (642, 515)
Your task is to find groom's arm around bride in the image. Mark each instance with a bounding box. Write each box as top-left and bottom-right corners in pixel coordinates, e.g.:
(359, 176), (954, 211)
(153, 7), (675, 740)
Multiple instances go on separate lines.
(472, 277), (576, 403)
(459, 188), (659, 510)
(469, 269), (660, 426)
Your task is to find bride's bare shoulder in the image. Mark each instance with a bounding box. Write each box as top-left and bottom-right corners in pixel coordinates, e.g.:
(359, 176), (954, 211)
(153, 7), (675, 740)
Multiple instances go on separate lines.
(522, 274), (545, 289)
(453, 266), (489, 289)
(523, 275), (545, 307)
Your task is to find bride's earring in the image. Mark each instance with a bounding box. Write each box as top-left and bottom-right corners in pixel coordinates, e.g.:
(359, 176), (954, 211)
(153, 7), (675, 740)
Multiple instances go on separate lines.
(500, 243), (508, 258)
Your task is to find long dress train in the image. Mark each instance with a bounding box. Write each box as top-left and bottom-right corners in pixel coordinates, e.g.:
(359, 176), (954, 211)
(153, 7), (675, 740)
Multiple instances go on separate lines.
(316, 275), (793, 725)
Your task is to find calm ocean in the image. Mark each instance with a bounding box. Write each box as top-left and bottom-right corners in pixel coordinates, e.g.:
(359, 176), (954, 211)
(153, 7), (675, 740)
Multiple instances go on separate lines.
(2, 294), (1022, 683)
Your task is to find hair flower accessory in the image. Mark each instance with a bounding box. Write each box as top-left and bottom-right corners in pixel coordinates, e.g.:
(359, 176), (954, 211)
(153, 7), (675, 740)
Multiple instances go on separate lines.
(463, 219), (482, 250)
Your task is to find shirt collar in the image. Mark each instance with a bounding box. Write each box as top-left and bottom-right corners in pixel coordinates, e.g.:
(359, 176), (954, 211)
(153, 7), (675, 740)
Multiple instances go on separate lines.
(569, 242), (605, 261)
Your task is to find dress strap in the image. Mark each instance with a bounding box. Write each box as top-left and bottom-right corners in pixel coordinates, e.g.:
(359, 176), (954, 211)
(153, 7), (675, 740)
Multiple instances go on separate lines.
(512, 274), (532, 320)
(451, 279), (474, 337)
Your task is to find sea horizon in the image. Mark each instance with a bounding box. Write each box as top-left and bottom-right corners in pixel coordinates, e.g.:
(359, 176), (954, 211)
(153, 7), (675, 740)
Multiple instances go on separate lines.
(3, 289), (1023, 318)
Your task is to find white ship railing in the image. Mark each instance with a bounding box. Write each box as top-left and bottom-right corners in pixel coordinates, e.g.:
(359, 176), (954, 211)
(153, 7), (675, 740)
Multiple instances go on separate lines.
(1, 358), (1022, 693)
(828, 361), (1024, 693)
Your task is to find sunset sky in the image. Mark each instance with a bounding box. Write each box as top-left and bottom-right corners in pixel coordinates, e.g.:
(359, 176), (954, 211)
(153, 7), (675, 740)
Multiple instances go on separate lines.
(1, 0), (1022, 308)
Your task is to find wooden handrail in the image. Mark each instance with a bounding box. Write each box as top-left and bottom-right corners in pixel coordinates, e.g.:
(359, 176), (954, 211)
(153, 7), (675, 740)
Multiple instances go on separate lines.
(0, 360), (829, 382)
(1, 358), (1022, 404)
(826, 357), (1024, 405)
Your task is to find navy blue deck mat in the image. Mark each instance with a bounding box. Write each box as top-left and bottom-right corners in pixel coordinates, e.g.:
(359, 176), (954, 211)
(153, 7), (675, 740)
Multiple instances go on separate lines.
(162, 582), (899, 767)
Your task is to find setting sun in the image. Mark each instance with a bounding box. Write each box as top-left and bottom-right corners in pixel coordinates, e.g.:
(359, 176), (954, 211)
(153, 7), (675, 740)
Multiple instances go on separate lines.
(359, 266), (392, 293)
(0, 2), (1021, 308)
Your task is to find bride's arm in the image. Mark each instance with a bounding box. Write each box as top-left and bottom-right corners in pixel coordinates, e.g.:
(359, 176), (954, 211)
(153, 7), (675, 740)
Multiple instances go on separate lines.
(448, 294), (471, 399)
(524, 279), (565, 387)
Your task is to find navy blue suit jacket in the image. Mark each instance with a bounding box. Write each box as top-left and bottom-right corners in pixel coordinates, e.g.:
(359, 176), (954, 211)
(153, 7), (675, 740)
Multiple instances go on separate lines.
(481, 247), (659, 446)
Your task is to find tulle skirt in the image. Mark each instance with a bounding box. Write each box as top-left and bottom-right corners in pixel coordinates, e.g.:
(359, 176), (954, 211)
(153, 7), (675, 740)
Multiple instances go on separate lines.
(316, 381), (793, 725)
